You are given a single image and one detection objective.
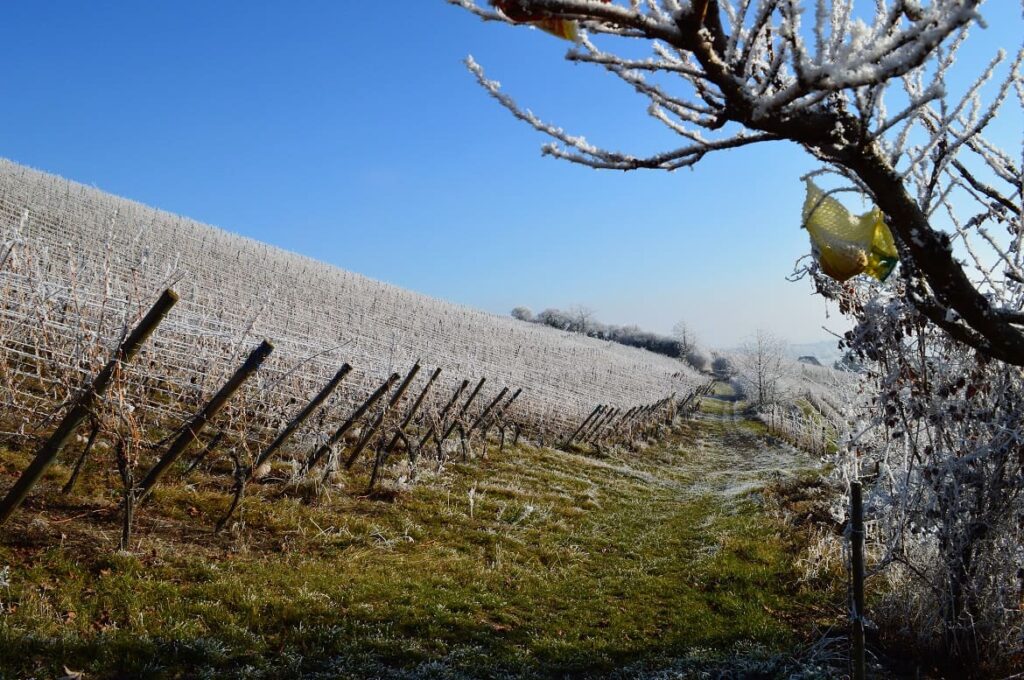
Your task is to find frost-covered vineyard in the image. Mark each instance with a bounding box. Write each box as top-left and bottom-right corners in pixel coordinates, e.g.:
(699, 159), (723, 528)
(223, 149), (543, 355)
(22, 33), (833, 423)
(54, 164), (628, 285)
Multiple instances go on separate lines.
(0, 159), (701, 454)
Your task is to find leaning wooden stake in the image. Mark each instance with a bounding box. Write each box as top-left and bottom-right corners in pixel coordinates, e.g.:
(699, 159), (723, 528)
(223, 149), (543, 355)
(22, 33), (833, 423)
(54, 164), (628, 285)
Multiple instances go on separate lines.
(385, 367), (441, 454)
(850, 480), (867, 680)
(585, 407), (619, 445)
(579, 405), (613, 442)
(368, 367), (442, 490)
(607, 406), (638, 440)
(137, 339), (274, 501)
(0, 288), (179, 526)
(346, 363), (421, 469)
(438, 377), (486, 445)
(420, 379), (469, 448)
(468, 387), (509, 434)
(562, 405), (603, 448)
(304, 372), (400, 473)
(252, 362), (352, 472)
(486, 388), (523, 436)
(578, 404), (610, 440)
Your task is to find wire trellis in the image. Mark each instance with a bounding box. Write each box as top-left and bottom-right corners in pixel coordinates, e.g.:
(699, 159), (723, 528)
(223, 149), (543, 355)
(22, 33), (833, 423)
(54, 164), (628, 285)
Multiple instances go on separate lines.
(0, 159), (702, 461)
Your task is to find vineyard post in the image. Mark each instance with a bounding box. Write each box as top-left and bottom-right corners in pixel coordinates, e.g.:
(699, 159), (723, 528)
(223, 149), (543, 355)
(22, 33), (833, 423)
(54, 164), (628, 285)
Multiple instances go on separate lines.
(851, 480), (867, 680)
(304, 372), (400, 473)
(585, 405), (614, 444)
(468, 387), (509, 435)
(0, 288), (178, 526)
(612, 406), (641, 439)
(366, 366), (441, 491)
(587, 407), (620, 445)
(346, 362), (421, 470)
(252, 362), (352, 472)
(578, 405), (611, 442)
(385, 366), (442, 455)
(605, 405), (629, 439)
(561, 404), (603, 448)
(487, 387), (523, 445)
(618, 405), (643, 428)
(585, 407), (619, 445)
(604, 406), (634, 441)
(138, 339), (274, 501)
(420, 379), (469, 448)
(494, 387), (523, 421)
(438, 377), (486, 446)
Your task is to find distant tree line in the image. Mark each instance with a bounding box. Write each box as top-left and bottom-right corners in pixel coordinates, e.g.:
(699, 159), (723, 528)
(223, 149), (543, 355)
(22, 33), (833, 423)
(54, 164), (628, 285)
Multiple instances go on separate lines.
(510, 305), (710, 371)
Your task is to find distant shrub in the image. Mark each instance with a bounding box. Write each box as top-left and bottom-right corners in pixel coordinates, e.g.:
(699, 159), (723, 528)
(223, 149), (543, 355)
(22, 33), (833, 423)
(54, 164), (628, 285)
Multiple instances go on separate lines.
(711, 355), (735, 379)
(517, 304), (686, 361)
(510, 306), (533, 322)
(684, 347), (711, 372)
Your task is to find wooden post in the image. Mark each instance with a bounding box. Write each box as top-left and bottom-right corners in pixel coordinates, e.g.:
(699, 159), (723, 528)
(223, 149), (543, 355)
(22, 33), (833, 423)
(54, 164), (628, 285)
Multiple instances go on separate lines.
(438, 377), (486, 445)
(304, 372), (400, 473)
(61, 420), (101, 495)
(586, 408), (617, 444)
(577, 405), (609, 442)
(137, 339), (274, 500)
(366, 367), (441, 491)
(851, 480), (866, 680)
(585, 407), (619, 445)
(345, 363), (421, 469)
(385, 366), (441, 454)
(561, 405), (603, 448)
(253, 363), (352, 471)
(419, 379), (469, 448)
(608, 406), (638, 438)
(488, 387), (523, 432)
(468, 387), (509, 434)
(0, 288), (179, 526)
(585, 403), (614, 440)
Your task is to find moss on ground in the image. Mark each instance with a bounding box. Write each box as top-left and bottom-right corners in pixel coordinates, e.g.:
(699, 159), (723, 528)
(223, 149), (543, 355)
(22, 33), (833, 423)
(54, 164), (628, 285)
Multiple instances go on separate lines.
(0, 400), (842, 678)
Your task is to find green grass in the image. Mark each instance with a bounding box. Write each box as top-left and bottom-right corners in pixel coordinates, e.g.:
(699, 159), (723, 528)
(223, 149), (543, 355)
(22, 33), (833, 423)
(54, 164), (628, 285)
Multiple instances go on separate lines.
(0, 410), (841, 678)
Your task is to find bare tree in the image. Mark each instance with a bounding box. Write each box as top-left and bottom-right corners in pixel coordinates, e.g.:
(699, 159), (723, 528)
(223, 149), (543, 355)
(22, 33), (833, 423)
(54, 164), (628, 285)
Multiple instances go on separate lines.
(735, 329), (789, 407)
(566, 304), (596, 334)
(671, 320), (698, 357)
(451, 0), (1024, 366)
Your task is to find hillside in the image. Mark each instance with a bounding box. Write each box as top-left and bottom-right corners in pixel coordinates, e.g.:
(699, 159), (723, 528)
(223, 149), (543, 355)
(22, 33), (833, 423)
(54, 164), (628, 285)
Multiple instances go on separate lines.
(0, 159), (701, 453)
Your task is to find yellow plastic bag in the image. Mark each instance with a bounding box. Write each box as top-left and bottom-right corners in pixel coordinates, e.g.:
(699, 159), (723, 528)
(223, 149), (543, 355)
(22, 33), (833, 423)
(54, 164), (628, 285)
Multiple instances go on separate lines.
(802, 180), (898, 282)
(492, 1), (609, 41)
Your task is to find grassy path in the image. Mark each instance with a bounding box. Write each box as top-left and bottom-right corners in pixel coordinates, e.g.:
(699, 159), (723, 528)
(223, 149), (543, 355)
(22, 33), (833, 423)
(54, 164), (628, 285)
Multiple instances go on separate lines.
(0, 386), (841, 678)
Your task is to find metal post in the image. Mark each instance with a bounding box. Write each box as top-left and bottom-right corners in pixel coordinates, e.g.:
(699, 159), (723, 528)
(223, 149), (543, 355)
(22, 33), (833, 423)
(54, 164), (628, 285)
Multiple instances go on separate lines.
(851, 480), (866, 680)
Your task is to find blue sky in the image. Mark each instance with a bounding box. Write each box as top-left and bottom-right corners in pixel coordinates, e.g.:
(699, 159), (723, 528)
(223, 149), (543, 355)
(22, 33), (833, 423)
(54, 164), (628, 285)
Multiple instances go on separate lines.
(1, 2), (1019, 347)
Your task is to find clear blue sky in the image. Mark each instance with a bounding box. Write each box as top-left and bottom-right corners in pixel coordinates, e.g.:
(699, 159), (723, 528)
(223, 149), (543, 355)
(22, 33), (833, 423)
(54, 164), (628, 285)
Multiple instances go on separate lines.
(1, 2), (1019, 347)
